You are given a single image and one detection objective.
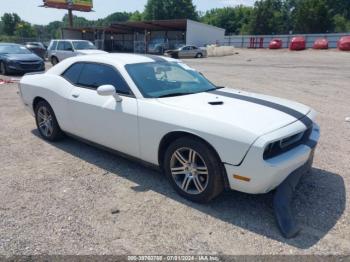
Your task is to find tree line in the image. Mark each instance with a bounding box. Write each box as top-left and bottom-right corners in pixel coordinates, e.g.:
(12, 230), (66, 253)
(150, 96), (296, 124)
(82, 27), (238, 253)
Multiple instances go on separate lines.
(1, 0), (349, 41)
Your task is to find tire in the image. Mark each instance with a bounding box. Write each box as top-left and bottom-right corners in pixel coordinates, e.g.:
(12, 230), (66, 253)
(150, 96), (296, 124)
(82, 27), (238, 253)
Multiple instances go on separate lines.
(163, 136), (224, 203)
(0, 61), (8, 75)
(34, 100), (64, 142)
(51, 56), (59, 65)
(195, 53), (203, 58)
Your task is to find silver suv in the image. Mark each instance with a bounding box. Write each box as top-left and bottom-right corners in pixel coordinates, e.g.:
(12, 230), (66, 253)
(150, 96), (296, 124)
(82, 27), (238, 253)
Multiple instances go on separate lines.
(47, 40), (107, 65)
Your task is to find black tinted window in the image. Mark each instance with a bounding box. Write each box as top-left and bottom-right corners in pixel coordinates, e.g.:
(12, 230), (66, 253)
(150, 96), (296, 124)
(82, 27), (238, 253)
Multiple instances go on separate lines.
(62, 63), (84, 84)
(77, 63), (131, 95)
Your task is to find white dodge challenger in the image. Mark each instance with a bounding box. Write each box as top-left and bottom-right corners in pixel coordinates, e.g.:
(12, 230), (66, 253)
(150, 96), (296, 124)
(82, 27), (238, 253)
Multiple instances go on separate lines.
(19, 54), (320, 238)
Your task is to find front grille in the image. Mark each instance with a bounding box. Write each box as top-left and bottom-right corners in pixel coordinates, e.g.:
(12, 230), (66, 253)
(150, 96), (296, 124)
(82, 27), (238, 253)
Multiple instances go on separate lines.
(18, 61), (42, 70)
(263, 126), (313, 160)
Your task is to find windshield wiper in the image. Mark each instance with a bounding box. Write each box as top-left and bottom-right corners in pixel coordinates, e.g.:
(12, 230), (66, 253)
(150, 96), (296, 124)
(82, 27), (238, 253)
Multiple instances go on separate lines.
(157, 92), (195, 98)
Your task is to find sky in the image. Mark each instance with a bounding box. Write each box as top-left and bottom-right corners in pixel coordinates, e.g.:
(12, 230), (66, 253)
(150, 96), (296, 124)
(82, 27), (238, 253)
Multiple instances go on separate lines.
(0, 0), (256, 25)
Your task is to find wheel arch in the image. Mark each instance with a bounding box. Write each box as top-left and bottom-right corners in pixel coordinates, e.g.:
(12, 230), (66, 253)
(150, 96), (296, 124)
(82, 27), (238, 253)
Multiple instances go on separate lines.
(158, 131), (230, 189)
(33, 96), (48, 111)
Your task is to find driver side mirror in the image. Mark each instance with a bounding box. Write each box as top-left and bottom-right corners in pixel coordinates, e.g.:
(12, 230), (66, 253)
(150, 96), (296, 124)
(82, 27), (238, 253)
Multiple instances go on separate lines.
(97, 85), (122, 102)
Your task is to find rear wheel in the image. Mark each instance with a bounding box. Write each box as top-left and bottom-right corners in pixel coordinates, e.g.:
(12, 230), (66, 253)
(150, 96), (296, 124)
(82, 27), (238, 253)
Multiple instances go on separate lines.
(195, 53), (203, 58)
(35, 100), (64, 141)
(0, 61), (8, 75)
(51, 56), (59, 65)
(163, 137), (224, 203)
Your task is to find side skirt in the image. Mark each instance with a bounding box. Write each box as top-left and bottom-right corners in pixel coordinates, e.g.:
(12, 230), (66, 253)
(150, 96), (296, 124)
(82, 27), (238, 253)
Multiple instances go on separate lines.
(64, 132), (161, 172)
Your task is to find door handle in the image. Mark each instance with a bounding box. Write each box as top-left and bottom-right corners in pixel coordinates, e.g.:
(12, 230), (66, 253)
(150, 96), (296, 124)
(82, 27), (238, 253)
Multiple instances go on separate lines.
(72, 93), (80, 98)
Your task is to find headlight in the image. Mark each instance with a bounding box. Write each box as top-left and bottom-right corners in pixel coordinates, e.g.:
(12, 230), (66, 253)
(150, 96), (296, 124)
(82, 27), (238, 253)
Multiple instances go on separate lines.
(263, 128), (312, 160)
(6, 60), (16, 65)
(6, 60), (18, 68)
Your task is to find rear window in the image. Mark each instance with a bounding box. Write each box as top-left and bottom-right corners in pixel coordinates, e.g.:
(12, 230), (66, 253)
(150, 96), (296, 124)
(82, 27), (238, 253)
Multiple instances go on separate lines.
(62, 63), (84, 84)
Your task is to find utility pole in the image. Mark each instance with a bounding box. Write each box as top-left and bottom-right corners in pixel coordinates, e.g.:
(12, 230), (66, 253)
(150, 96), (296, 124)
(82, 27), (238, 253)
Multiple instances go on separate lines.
(67, 0), (74, 28)
(68, 9), (73, 28)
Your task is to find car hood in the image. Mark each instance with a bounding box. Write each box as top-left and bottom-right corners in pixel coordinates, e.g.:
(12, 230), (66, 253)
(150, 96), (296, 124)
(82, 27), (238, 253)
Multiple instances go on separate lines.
(156, 88), (311, 137)
(3, 53), (42, 61)
(77, 50), (107, 55)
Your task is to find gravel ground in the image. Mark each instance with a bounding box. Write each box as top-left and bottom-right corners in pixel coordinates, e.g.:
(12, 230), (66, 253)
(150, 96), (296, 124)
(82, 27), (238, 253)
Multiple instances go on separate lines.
(0, 49), (349, 256)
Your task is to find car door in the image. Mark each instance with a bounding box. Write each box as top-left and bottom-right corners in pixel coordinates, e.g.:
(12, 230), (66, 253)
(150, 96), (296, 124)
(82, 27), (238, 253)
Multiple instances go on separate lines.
(189, 46), (199, 57)
(65, 62), (139, 157)
(179, 46), (191, 58)
(56, 41), (75, 61)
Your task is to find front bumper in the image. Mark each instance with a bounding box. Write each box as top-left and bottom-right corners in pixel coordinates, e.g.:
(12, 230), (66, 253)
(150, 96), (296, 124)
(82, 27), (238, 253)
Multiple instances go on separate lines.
(224, 122), (320, 194)
(224, 120), (320, 238)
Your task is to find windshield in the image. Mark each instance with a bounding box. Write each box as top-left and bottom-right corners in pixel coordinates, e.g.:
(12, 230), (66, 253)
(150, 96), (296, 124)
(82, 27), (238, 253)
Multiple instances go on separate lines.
(0, 45), (32, 54)
(125, 62), (216, 98)
(72, 41), (97, 50)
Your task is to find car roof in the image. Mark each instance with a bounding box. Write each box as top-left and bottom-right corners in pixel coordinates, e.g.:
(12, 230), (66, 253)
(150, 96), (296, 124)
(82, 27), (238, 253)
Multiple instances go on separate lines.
(47, 53), (179, 75)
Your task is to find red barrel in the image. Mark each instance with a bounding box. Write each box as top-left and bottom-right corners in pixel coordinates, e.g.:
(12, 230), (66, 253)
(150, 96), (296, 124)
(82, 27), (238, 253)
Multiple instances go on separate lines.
(313, 38), (329, 49)
(289, 37), (306, 51)
(269, 38), (283, 49)
(338, 36), (350, 51)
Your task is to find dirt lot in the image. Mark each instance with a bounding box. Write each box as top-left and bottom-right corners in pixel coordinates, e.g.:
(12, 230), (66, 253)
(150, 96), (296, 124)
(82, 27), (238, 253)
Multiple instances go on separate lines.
(0, 49), (349, 255)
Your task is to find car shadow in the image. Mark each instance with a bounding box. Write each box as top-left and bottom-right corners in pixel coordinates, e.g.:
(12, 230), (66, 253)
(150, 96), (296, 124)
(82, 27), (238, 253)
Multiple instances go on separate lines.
(31, 130), (346, 249)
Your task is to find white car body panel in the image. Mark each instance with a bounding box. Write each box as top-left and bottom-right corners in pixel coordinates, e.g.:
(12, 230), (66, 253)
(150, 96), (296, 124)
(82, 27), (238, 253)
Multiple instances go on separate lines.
(19, 53), (319, 194)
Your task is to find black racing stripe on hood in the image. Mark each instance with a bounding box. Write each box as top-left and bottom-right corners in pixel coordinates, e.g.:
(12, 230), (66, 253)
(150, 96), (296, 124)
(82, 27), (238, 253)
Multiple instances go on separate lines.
(209, 90), (313, 127)
(141, 54), (168, 62)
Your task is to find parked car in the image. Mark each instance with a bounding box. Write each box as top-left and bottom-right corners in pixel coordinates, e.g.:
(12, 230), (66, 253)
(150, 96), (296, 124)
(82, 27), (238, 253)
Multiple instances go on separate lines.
(165, 45), (207, 58)
(47, 39), (107, 65)
(19, 54), (319, 238)
(0, 43), (45, 75)
(25, 42), (47, 60)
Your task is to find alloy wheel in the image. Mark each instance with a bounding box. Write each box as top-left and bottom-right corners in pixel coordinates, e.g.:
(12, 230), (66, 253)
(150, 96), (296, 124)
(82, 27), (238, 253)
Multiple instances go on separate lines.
(37, 106), (54, 137)
(170, 147), (209, 195)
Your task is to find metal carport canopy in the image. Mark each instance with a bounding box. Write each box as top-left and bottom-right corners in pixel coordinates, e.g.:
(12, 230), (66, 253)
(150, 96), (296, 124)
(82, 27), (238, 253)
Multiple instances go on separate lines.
(110, 19), (188, 32)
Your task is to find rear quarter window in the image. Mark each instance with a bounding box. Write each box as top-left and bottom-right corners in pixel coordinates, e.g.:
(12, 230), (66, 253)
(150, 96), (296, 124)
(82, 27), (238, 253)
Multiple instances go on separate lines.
(61, 63), (84, 84)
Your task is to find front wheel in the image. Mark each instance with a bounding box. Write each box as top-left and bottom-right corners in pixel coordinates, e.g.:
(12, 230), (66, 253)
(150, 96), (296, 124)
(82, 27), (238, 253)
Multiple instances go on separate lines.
(35, 100), (64, 141)
(195, 53), (203, 58)
(51, 56), (59, 65)
(164, 137), (224, 203)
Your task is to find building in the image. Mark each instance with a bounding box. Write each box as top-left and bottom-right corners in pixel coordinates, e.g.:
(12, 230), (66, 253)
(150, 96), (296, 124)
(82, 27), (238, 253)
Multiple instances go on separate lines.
(62, 19), (225, 53)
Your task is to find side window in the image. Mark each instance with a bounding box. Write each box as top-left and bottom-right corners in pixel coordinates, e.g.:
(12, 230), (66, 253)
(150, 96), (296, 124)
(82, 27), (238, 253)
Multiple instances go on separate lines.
(183, 46), (190, 51)
(57, 41), (65, 50)
(64, 42), (73, 51)
(62, 63), (84, 84)
(48, 41), (58, 51)
(77, 63), (131, 95)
